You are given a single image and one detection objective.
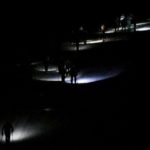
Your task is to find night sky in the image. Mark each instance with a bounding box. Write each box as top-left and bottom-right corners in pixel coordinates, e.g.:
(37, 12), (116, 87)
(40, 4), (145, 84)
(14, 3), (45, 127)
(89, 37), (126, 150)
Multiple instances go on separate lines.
(2, 2), (149, 37)
(0, 2), (148, 61)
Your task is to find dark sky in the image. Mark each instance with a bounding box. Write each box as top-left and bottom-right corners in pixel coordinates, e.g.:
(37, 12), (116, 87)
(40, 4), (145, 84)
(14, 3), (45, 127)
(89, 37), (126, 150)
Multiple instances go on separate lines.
(3, 1), (149, 34)
(1, 1), (149, 57)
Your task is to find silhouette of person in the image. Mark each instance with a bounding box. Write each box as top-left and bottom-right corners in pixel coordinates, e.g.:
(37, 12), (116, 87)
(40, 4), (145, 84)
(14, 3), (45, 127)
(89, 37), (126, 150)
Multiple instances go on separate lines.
(131, 14), (136, 32)
(120, 14), (126, 31)
(2, 122), (14, 144)
(114, 17), (120, 32)
(79, 26), (87, 45)
(75, 31), (80, 51)
(126, 14), (132, 31)
(73, 26), (81, 51)
(58, 59), (66, 83)
(43, 56), (50, 72)
(65, 59), (72, 76)
(70, 64), (78, 84)
(101, 24), (105, 41)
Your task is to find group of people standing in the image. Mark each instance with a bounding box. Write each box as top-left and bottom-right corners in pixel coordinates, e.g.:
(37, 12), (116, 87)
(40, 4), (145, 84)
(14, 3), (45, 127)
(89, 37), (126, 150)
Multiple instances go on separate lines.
(42, 56), (78, 84)
(114, 13), (136, 32)
(58, 58), (78, 84)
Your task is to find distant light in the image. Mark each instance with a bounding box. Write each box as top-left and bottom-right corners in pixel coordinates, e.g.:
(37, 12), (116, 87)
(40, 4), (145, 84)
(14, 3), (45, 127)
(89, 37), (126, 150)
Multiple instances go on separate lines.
(43, 108), (52, 112)
(86, 39), (103, 44)
(68, 44), (92, 51)
(31, 62), (41, 65)
(105, 29), (115, 34)
(74, 76), (101, 84)
(73, 74), (119, 84)
(79, 41), (87, 45)
(120, 15), (125, 21)
(35, 67), (58, 72)
(34, 66), (58, 72)
(136, 27), (150, 31)
(78, 39), (103, 45)
(33, 76), (61, 82)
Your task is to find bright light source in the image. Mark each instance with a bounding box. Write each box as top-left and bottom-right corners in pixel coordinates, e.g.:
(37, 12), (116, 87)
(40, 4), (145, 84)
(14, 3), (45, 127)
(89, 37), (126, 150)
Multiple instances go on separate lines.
(86, 39), (103, 44)
(136, 27), (150, 31)
(1, 128), (37, 143)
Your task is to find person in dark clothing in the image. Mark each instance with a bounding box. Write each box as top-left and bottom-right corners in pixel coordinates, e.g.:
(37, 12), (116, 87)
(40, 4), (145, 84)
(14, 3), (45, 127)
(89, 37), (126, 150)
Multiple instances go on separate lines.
(43, 56), (50, 72)
(73, 26), (81, 51)
(101, 24), (106, 42)
(114, 17), (120, 32)
(65, 59), (72, 76)
(79, 26), (87, 45)
(75, 32), (80, 51)
(132, 14), (136, 32)
(58, 59), (66, 83)
(70, 64), (78, 84)
(2, 122), (14, 144)
(120, 14), (127, 31)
